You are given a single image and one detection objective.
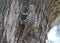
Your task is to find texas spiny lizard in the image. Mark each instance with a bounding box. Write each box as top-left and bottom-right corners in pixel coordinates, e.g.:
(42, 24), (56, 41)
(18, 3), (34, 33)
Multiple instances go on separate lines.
(19, 5), (37, 42)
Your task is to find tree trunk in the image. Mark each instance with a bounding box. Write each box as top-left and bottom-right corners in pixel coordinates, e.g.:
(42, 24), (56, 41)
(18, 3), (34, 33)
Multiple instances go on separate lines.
(0, 0), (52, 43)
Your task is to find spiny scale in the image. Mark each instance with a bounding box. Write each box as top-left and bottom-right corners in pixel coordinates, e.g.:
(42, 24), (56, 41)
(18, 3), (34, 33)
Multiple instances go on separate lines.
(20, 5), (37, 41)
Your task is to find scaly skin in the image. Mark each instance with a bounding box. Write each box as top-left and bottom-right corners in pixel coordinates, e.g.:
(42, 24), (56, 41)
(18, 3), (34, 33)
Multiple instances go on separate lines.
(19, 5), (37, 42)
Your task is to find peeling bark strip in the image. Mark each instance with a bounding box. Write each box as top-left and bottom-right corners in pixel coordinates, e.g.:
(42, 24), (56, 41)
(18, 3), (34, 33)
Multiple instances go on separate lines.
(0, 13), (4, 43)
(4, 0), (19, 43)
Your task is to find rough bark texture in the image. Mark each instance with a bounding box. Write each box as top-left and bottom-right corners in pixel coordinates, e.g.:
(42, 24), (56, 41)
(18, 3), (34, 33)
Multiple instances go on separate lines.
(0, 0), (59, 43)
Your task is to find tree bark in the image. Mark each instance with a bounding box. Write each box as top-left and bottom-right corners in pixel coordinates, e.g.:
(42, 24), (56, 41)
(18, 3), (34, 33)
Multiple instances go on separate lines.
(0, 0), (51, 43)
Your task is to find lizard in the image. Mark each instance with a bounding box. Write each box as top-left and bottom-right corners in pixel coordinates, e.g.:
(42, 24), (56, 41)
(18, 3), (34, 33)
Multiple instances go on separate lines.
(19, 5), (37, 43)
